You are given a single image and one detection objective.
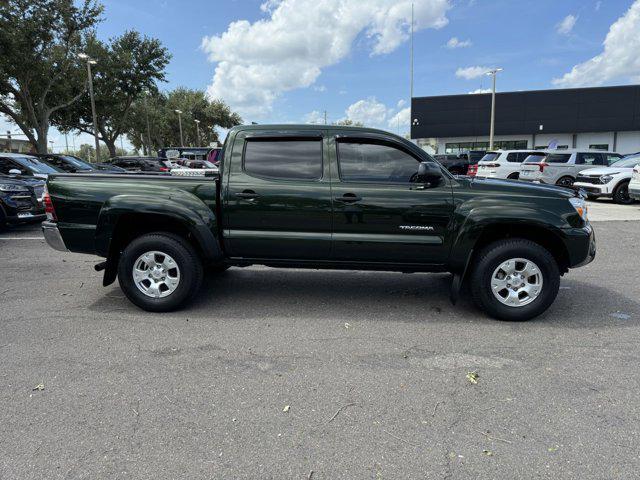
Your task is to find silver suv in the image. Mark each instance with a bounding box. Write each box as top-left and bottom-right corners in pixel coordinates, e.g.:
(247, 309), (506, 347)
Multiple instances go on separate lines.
(519, 150), (623, 187)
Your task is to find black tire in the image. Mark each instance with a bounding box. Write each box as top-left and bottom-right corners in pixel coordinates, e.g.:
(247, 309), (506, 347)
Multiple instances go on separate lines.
(507, 172), (519, 180)
(470, 239), (560, 321)
(0, 210), (6, 231)
(612, 181), (634, 205)
(207, 264), (230, 274)
(556, 176), (574, 187)
(117, 232), (203, 312)
(586, 194), (599, 201)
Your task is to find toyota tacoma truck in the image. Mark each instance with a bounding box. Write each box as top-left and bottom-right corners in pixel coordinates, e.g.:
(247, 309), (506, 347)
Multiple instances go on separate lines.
(41, 125), (595, 321)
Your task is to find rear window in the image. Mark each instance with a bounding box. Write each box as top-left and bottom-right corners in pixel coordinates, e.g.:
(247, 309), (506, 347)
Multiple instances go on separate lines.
(244, 138), (322, 180)
(506, 152), (541, 163)
(14, 157), (61, 174)
(545, 154), (572, 163)
(479, 152), (500, 163)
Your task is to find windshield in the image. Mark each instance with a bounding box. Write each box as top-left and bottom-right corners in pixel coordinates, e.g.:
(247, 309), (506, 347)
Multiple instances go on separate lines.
(59, 155), (93, 170)
(479, 152), (500, 163)
(610, 156), (640, 168)
(14, 157), (61, 174)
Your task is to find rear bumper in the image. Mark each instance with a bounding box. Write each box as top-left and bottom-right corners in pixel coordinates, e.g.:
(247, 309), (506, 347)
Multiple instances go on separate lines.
(42, 221), (68, 252)
(564, 223), (596, 268)
(6, 213), (46, 224)
(630, 185), (640, 200)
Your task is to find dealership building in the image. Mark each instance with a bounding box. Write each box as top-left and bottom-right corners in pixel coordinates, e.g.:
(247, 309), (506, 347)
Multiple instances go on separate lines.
(410, 85), (640, 155)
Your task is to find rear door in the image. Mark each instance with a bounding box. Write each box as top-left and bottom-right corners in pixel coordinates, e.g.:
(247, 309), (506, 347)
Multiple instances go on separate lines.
(223, 129), (332, 260)
(330, 135), (454, 265)
(573, 152), (605, 175)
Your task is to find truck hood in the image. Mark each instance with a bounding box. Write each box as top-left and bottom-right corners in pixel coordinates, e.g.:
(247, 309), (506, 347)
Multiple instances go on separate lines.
(463, 176), (576, 199)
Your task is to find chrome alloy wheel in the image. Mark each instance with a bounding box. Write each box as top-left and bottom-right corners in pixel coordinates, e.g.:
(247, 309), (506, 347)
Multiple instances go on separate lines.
(132, 251), (181, 298)
(490, 258), (543, 307)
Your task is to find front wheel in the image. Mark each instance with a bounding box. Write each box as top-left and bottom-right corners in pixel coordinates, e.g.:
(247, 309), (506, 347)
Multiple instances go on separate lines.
(117, 232), (203, 312)
(613, 181), (634, 205)
(556, 176), (574, 187)
(470, 239), (560, 321)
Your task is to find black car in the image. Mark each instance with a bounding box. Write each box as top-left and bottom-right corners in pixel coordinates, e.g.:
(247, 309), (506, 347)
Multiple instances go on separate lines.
(106, 156), (172, 173)
(0, 153), (61, 179)
(34, 153), (126, 173)
(0, 174), (46, 229)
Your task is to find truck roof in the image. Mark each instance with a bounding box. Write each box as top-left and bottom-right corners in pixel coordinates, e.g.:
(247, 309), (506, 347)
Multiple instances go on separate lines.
(228, 123), (400, 136)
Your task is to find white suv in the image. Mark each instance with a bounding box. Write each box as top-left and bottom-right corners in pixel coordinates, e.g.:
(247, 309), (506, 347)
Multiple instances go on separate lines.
(629, 164), (640, 201)
(476, 150), (548, 180)
(573, 154), (640, 204)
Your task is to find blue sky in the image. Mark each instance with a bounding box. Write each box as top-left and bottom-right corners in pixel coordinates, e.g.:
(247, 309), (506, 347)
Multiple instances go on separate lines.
(4, 0), (640, 149)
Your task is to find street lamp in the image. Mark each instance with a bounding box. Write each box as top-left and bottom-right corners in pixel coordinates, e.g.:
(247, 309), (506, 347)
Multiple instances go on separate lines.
(79, 53), (100, 160)
(49, 140), (54, 154)
(194, 119), (201, 146)
(175, 109), (184, 147)
(486, 68), (503, 150)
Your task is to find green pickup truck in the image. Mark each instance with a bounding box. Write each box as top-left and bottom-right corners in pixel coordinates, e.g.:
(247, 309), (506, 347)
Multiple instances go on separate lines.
(42, 125), (595, 321)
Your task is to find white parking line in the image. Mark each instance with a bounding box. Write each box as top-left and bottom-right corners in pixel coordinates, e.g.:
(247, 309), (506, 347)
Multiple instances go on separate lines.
(0, 237), (45, 240)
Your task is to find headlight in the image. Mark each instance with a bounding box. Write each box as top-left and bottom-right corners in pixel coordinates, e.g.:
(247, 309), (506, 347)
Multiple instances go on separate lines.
(599, 174), (615, 184)
(0, 183), (29, 192)
(569, 197), (588, 221)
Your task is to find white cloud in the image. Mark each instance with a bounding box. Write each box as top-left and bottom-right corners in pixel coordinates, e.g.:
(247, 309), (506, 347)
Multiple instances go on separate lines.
(455, 65), (490, 80)
(201, 0), (450, 118)
(343, 97), (389, 125)
(446, 36), (472, 49)
(553, 1), (640, 87)
(556, 14), (577, 35)
(304, 110), (326, 124)
(468, 88), (492, 94)
(313, 85), (327, 92)
(387, 106), (411, 130)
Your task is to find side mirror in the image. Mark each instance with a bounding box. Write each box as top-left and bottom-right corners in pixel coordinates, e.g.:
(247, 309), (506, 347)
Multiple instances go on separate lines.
(417, 162), (442, 186)
(8, 168), (22, 176)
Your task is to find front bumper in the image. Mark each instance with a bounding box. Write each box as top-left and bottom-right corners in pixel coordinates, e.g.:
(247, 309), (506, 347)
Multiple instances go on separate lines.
(630, 185), (640, 200)
(564, 223), (596, 268)
(573, 183), (612, 197)
(42, 221), (68, 252)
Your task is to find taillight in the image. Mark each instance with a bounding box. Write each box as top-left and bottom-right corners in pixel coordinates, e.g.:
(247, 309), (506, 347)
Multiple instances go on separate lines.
(43, 185), (57, 221)
(484, 163), (500, 168)
(159, 167), (169, 172)
(538, 162), (548, 172)
(467, 164), (478, 176)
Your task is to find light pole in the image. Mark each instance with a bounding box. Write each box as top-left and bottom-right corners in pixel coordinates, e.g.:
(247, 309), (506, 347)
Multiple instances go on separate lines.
(79, 53), (100, 160)
(144, 93), (152, 155)
(486, 68), (503, 150)
(175, 109), (184, 147)
(194, 119), (201, 146)
(49, 140), (54, 153)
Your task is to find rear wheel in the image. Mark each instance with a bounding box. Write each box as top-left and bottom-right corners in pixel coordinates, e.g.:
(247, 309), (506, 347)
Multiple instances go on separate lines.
(613, 180), (634, 205)
(507, 172), (519, 180)
(117, 232), (203, 312)
(470, 239), (560, 321)
(556, 176), (574, 187)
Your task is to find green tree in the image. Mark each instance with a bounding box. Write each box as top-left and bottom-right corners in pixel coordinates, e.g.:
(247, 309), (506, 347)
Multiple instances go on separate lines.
(53, 30), (170, 157)
(0, 0), (103, 153)
(126, 88), (242, 153)
(71, 143), (127, 162)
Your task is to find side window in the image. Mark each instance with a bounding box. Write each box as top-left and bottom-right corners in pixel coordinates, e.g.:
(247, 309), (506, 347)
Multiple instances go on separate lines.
(576, 153), (600, 165)
(243, 138), (322, 181)
(506, 153), (518, 162)
(338, 140), (420, 183)
(0, 158), (17, 174)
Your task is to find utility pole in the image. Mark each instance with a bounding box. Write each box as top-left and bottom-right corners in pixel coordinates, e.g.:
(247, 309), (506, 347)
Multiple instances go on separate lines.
(486, 68), (503, 150)
(49, 140), (54, 153)
(7, 131), (11, 152)
(410, 1), (414, 103)
(79, 53), (100, 160)
(175, 109), (184, 147)
(64, 133), (69, 154)
(194, 119), (201, 146)
(323, 110), (327, 125)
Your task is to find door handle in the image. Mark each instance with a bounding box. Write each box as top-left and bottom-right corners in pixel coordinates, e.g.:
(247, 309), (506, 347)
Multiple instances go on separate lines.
(335, 193), (362, 203)
(235, 190), (259, 199)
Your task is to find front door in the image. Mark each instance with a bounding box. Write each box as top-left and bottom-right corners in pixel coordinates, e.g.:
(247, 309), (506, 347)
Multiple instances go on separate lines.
(223, 130), (332, 260)
(330, 136), (454, 265)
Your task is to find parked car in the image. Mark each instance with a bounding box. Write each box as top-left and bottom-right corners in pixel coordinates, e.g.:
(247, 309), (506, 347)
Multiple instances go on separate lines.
(476, 150), (548, 180)
(158, 147), (215, 161)
(465, 150), (487, 177)
(33, 153), (126, 174)
(433, 151), (486, 176)
(0, 152), (62, 179)
(208, 147), (223, 166)
(106, 156), (172, 173)
(42, 124), (595, 322)
(573, 154), (640, 204)
(519, 150), (624, 187)
(629, 165), (640, 201)
(0, 174), (46, 229)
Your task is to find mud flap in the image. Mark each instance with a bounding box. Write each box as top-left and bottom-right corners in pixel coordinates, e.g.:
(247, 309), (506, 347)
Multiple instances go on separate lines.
(450, 249), (473, 305)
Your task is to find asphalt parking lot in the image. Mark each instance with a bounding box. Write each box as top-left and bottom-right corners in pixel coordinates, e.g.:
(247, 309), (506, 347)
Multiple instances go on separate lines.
(1, 202), (640, 479)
